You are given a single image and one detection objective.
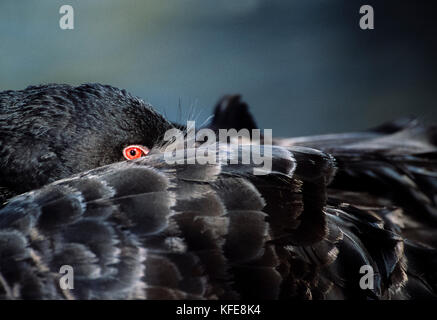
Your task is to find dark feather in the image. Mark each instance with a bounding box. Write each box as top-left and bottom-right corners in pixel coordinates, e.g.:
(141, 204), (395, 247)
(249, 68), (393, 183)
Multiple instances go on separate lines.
(1, 85), (437, 300)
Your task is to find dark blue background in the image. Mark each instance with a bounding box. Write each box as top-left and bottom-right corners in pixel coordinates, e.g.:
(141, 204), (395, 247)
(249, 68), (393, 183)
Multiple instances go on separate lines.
(1, 0), (435, 136)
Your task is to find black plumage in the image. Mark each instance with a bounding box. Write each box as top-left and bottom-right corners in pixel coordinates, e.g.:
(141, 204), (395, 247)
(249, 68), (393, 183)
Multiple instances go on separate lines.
(0, 83), (437, 299)
(0, 84), (172, 203)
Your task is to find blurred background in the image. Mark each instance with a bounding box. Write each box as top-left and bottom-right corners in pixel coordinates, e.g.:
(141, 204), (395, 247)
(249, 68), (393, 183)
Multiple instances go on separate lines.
(0, 0), (436, 136)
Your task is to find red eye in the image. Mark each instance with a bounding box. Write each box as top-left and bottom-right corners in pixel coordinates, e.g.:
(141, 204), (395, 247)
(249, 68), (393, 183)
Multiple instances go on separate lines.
(123, 145), (149, 160)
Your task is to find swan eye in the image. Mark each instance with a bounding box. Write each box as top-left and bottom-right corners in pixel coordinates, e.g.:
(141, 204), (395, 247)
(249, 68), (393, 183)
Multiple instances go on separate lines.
(123, 145), (149, 160)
